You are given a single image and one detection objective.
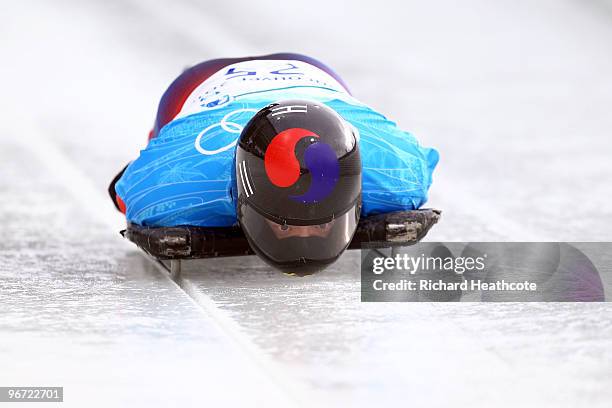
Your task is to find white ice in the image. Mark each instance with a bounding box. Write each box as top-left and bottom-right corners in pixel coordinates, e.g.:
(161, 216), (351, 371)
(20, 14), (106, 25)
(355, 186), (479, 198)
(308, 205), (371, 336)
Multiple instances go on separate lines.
(0, 0), (611, 406)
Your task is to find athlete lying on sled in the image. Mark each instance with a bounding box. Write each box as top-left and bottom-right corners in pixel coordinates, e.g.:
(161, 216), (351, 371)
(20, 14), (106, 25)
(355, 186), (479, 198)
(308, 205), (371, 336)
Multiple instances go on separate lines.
(109, 53), (440, 274)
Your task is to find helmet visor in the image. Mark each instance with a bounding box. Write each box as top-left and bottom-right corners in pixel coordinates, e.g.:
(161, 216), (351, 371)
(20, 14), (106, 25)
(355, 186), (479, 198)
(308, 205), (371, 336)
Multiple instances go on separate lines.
(240, 203), (358, 265)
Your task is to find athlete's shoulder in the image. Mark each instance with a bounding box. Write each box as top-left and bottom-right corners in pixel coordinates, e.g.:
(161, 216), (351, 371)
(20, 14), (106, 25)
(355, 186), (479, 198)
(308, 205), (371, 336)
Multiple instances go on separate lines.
(324, 97), (410, 138)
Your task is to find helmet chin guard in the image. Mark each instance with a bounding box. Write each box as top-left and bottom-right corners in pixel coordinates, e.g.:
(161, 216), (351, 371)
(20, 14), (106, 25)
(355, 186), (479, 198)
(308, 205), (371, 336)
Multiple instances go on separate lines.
(235, 99), (362, 274)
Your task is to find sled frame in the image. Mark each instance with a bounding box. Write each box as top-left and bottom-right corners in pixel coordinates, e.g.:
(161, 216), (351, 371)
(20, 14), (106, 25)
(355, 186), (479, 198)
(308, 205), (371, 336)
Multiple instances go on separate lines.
(122, 209), (441, 261)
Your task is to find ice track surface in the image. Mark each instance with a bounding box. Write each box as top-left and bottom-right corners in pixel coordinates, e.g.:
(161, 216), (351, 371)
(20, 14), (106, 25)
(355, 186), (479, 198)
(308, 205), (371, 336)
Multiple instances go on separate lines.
(1, 0), (612, 406)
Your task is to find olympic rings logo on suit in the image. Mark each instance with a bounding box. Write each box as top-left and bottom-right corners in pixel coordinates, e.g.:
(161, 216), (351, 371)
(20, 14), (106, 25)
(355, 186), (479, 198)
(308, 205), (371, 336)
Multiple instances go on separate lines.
(194, 108), (259, 155)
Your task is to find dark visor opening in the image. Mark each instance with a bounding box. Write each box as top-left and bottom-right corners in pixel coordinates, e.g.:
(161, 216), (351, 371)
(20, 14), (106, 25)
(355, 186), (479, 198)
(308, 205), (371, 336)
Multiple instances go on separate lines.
(240, 203), (358, 264)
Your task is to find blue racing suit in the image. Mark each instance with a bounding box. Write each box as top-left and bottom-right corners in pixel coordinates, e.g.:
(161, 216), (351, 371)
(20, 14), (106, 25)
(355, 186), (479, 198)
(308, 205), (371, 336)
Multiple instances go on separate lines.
(113, 56), (439, 227)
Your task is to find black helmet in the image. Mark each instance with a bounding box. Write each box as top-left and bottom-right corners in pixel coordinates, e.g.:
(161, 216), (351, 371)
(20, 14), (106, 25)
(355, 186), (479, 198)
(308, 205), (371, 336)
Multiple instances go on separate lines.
(235, 99), (362, 275)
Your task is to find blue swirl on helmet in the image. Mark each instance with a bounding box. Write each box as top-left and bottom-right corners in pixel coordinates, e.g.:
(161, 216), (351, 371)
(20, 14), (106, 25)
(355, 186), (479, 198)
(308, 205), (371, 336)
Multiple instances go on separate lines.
(290, 142), (339, 203)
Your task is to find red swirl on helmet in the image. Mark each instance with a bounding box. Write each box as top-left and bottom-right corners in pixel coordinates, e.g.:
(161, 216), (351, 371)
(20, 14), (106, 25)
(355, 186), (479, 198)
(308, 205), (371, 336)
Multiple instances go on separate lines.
(264, 128), (318, 187)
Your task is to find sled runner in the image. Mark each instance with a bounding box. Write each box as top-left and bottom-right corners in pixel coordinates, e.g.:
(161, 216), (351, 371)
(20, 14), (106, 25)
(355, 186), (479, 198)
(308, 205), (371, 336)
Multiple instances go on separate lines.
(122, 209), (441, 260)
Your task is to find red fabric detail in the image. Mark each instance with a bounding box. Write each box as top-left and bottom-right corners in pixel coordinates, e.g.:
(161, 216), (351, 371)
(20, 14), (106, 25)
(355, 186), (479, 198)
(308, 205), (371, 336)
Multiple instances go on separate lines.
(151, 59), (241, 138)
(117, 196), (127, 214)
